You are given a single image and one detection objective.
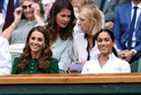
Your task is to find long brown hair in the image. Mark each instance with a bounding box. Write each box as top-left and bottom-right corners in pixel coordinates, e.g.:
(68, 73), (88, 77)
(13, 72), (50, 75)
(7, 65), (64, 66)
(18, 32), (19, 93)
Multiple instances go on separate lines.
(17, 26), (52, 70)
(47, 0), (76, 42)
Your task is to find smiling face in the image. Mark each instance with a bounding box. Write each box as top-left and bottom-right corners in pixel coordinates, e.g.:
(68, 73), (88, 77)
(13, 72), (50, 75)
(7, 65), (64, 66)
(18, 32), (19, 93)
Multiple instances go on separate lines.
(29, 30), (45, 54)
(97, 31), (114, 55)
(22, 0), (34, 20)
(56, 8), (71, 28)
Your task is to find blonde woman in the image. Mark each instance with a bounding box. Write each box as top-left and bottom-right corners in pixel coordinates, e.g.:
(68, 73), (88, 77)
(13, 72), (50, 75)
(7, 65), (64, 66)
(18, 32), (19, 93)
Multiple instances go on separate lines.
(69, 4), (104, 72)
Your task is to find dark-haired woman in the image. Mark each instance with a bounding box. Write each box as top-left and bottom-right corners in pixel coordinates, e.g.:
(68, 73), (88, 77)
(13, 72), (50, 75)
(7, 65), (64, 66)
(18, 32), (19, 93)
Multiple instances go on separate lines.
(81, 29), (131, 74)
(46, 0), (76, 72)
(12, 26), (59, 74)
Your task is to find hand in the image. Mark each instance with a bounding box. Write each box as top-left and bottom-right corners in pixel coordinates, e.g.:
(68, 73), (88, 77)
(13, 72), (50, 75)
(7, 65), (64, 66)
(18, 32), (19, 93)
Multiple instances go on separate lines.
(32, 2), (44, 25)
(104, 21), (114, 30)
(118, 50), (134, 62)
(32, 2), (41, 18)
(14, 7), (23, 25)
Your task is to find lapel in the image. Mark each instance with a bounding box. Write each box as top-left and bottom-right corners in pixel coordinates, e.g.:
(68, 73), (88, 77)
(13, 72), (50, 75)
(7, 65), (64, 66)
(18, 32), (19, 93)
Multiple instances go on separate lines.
(126, 3), (132, 27)
(135, 13), (141, 37)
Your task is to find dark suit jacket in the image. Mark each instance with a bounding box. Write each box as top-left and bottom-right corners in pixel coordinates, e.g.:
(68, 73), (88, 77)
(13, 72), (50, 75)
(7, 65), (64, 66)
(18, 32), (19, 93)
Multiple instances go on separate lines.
(113, 2), (141, 53)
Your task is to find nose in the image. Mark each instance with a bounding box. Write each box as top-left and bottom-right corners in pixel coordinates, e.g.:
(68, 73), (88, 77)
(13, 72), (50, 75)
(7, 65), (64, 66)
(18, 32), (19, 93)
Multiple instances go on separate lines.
(64, 17), (70, 22)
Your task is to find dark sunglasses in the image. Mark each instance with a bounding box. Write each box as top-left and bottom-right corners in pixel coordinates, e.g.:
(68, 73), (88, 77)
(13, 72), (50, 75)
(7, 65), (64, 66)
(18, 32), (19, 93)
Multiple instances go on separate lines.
(22, 4), (32, 9)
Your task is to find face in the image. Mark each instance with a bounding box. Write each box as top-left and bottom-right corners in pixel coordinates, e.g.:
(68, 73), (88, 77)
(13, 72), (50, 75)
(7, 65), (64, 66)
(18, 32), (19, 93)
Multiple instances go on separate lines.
(29, 31), (45, 53)
(22, 0), (34, 20)
(97, 32), (114, 55)
(78, 8), (94, 35)
(56, 8), (71, 28)
(133, 0), (141, 4)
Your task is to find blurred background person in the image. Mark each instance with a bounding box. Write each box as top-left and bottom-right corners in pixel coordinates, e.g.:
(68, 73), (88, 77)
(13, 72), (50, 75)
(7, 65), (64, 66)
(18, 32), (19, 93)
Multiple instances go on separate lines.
(113, 0), (141, 72)
(41, 0), (55, 20)
(2, 0), (44, 61)
(94, 0), (128, 30)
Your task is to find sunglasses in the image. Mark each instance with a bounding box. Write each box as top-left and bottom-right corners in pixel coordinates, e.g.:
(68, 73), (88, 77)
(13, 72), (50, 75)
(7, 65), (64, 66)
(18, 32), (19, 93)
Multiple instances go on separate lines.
(22, 4), (32, 9)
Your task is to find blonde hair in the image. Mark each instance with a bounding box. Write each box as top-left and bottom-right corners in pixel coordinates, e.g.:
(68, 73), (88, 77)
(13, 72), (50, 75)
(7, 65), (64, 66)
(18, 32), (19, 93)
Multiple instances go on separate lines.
(80, 4), (104, 35)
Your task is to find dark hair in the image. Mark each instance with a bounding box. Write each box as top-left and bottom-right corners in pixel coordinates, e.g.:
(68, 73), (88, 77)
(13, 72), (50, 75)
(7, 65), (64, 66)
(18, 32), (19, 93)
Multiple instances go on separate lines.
(47, 0), (76, 41)
(95, 29), (118, 56)
(18, 26), (52, 70)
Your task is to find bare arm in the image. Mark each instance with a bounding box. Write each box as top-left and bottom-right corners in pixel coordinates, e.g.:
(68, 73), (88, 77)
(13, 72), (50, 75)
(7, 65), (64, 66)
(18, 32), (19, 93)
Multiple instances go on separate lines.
(2, 7), (22, 40)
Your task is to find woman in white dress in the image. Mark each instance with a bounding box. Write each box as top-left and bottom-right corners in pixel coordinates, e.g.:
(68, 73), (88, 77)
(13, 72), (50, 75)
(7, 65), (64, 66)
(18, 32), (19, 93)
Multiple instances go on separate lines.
(81, 29), (131, 74)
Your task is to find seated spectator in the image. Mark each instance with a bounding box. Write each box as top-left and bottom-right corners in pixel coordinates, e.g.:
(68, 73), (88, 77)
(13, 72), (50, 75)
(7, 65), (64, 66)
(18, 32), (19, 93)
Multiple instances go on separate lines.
(113, 0), (141, 72)
(81, 29), (131, 74)
(0, 36), (12, 75)
(46, 0), (76, 72)
(12, 26), (59, 74)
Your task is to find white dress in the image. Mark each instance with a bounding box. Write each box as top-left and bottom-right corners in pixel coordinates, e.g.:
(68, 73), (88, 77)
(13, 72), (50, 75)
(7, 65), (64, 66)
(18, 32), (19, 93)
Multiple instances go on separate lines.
(81, 53), (131, 74)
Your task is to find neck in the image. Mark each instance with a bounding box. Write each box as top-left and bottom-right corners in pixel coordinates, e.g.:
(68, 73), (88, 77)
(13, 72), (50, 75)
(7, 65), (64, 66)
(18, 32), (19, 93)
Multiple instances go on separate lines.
(31, 51), (41, 59)
(98, 53), (109, 66)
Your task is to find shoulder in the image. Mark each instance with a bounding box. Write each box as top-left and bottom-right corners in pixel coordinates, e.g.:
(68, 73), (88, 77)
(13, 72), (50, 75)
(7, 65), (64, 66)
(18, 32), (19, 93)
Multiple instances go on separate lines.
(48, 58), (58, 64)
(114, 56), (130, 66)
(13, 57), (21, 64)
(116, 2), (131, 11)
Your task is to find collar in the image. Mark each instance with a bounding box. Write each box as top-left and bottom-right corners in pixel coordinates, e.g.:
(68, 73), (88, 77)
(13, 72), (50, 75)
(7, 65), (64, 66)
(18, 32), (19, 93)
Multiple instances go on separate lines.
(131, 1), (141, 9)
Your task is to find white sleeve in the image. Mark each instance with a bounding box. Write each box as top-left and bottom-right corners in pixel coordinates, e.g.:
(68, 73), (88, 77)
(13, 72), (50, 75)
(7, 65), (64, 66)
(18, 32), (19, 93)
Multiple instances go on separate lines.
(0, 37), (12, 75)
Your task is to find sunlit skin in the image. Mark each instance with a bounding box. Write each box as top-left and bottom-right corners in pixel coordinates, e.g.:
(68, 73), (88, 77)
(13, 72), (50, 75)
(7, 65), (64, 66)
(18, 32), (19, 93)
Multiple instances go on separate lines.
(29, 31), (45, 58)
(97, 32), (114, 56)
(96, 31), (114, 65)
(56, 8), (71, 28)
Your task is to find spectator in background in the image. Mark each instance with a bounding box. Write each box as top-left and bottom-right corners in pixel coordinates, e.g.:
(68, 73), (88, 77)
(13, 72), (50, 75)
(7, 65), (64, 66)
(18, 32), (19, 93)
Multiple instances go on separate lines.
(70, 0), (95, 19)
(113, 0), (141, 72)
(2, 0), (44, 60)
(46, 0), (76, 72)
(69, 4), (103, 73)
(0, 36), (12, 75)
(12, 26), (59, 74)
(94, 0), (128, 30)
(41, 0), (55, 20)
(81, 29), (131, 74)
(2, 0), (44, 44)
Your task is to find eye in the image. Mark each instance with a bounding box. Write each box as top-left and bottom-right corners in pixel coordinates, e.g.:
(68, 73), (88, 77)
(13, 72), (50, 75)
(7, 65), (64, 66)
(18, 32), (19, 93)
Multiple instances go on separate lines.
(37, 38), (43, 42)
(105, 38), (110, 42)
(31, 37), (35, 40)
(97, 38), (102, 43)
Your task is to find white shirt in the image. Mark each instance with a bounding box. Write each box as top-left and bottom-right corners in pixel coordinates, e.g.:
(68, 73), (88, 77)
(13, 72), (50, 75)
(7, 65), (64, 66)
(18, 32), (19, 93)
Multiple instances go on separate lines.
(73, 24), (99, 63)
(51, 37), (74, 71)
(0, 36), (12, 75)
(81, 53), (131, 74)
